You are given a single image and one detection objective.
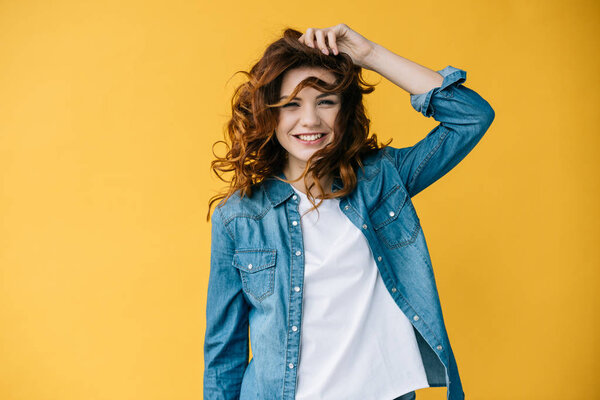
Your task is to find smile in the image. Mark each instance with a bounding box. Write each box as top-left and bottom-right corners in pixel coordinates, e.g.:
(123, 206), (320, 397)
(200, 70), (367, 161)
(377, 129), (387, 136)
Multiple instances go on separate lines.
(292, 133), (327, 143)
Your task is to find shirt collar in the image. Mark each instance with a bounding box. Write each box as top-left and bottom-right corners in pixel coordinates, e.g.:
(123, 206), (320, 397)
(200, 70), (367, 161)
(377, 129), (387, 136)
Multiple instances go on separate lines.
(263, 172), (344, 207)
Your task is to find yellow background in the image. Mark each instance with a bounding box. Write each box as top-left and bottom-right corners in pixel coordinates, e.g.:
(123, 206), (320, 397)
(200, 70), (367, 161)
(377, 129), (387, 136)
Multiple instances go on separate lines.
(1, 0), (598, 399)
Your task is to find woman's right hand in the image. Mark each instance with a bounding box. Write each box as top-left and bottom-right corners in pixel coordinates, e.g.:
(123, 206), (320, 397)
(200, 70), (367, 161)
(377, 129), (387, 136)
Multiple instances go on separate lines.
(298, 24), (378, 70)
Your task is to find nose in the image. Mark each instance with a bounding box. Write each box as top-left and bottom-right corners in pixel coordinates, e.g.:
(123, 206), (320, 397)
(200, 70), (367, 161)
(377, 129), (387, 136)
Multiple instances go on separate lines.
(300, 104), (320, 127)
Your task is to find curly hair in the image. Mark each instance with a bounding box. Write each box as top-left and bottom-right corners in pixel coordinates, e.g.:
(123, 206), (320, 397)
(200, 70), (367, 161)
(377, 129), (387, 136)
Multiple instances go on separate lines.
(207, 28), (391, 220)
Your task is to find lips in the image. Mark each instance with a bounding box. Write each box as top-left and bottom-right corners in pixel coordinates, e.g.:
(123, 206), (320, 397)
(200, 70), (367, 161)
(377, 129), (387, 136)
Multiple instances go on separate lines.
(292, 132), (328, 143)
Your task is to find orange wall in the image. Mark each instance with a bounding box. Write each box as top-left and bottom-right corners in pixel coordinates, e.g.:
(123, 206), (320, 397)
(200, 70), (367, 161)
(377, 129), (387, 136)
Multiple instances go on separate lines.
(1, 1), (598, 399)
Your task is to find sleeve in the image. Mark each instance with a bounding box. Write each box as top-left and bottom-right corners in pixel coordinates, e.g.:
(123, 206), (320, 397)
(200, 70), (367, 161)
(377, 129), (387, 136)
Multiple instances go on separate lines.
(203, 206), (249, 399)
(389, 65), (495, 198)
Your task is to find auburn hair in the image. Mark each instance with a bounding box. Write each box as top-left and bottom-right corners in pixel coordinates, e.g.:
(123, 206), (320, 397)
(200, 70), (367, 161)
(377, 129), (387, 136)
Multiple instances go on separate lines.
(207, 28), (390, 220)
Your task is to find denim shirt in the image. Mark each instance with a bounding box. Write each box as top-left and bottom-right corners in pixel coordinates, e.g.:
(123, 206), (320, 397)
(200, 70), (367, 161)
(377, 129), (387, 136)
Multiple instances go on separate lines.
(204, 66), (495, 400)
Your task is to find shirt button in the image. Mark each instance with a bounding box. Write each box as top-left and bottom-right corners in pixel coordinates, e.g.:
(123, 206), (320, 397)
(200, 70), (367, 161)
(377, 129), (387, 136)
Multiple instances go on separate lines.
(377, 256), (382, 262)
(294, 286), (300, 292)
(413, 315), (419, 321)
(362, 224), (367, 229)
(292, 221), (298, 226)
(288, 363), (294, 369)
(295, 250), (301, 256)
(344, 205), (349, 210)
(292, 195), (298, 201)
(391, 287), (397, 293)
(291, 325), (298, 332)
(247, 264), (253, 269)
(437, 345), (443, 351)
(389, 211), (395, 217)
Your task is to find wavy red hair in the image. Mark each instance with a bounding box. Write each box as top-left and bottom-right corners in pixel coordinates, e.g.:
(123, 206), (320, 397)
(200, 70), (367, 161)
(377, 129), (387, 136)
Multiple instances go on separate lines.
(207, 28), (390, 220)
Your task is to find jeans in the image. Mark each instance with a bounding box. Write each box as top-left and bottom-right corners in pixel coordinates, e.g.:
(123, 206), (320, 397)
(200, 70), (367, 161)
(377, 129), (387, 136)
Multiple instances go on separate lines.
(393, 391), (416, 400)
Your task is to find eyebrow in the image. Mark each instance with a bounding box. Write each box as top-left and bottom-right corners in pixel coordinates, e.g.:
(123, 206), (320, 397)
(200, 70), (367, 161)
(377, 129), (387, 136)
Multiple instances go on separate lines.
(278, 93), (338, 101)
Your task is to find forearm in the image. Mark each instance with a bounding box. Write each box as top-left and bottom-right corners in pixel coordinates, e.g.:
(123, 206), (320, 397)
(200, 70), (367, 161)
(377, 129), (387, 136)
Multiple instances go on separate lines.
(363, 42), (443, 95)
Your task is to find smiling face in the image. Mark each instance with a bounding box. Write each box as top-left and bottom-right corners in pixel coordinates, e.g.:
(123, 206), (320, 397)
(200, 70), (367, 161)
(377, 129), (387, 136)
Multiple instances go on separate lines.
(275, 66), (341, 179)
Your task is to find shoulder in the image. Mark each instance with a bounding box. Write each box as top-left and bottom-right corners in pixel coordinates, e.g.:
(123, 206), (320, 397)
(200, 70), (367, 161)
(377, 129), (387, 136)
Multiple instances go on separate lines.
(357, 146), (397, 178)
(214, 183), (272, 225)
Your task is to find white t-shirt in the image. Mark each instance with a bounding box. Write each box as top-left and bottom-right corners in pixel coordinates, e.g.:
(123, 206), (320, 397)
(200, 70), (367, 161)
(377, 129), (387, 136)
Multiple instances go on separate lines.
(292, 186), (430, 400)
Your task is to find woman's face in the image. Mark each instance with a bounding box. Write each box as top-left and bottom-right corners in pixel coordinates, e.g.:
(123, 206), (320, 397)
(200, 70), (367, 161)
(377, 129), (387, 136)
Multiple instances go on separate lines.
(275, 66), (341, 176)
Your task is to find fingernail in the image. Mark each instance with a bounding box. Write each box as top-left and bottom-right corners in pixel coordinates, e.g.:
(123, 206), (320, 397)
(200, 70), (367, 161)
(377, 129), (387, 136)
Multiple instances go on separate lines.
(321, 48), (328, 55)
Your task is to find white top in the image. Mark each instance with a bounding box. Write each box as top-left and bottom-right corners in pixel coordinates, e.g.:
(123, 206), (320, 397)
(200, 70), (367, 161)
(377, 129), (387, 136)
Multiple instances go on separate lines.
(291, 186), (430, 400)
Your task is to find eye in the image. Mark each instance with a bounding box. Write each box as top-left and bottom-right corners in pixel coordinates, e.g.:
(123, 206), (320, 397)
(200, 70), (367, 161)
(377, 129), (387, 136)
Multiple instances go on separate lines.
(281, 102), (299, 108)
(318, 99), (337, 106)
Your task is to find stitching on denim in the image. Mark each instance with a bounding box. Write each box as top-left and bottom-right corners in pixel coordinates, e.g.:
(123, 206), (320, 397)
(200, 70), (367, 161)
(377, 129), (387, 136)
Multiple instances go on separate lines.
(369, 185), (410, 230)
(376, 221), (421, 249)
(382, 146), (396, 165)
(357, 163), (381, 182)
(282, 200), (299, 397)
(264, 182), (292, 207)
(410, 241), (445, 351)
(216, 206), (235, 242)
(233, 249), (277, 302)
(222, 202), (272, 225)
(370, 184), (401, 212)
(356, 150), (384, 182)
(408, 125), (450, 193)
(237, 268), (275, 302)
(233, 249), (276, 267)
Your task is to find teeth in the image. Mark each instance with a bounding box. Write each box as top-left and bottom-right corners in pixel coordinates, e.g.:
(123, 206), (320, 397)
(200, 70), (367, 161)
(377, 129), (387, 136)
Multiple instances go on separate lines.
(296, 133), (324, 141)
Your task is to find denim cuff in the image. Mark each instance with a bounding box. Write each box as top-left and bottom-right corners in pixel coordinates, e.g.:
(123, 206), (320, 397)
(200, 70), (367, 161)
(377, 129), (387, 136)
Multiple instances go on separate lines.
(410, 65), (467, 117)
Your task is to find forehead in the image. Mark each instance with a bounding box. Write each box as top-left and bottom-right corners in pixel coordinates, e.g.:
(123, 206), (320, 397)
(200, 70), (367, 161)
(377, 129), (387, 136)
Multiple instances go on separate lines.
(279, 66), (337, 93)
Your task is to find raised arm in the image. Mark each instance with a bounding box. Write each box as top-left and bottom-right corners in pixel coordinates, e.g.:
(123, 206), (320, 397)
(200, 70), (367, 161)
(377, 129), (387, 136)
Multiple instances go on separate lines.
(299, 24), (495, 197)
(203, 207), (249, 399)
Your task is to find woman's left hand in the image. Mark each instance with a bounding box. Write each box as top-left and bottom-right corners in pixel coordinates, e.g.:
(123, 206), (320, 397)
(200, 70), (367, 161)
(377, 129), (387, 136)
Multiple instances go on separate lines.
(298, 24), (377, 69)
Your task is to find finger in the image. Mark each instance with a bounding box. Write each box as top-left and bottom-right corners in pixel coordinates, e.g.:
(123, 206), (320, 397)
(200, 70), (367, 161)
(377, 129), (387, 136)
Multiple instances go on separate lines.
(314, 30), (329, 55)
(334, 23), (348, 36)
(298, 33), (305, 44)
(304, 27), (315, 48)
(326, 30), (338, 55)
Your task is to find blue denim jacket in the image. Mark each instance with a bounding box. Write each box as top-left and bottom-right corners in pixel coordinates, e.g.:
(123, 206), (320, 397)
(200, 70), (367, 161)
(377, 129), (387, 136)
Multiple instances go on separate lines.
(204, 66), (495, 400)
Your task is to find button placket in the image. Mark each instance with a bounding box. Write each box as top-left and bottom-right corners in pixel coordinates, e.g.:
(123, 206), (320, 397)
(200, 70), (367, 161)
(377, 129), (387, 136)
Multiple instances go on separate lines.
(283, 196), (304, 394)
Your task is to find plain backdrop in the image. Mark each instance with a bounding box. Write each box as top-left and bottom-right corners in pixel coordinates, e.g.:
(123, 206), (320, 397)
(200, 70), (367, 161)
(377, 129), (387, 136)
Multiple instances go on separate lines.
(1, 0), (598, 399)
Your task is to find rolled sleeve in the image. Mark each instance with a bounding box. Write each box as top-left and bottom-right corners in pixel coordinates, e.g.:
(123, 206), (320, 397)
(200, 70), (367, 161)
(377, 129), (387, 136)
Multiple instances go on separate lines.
(410, 66), (467, 117)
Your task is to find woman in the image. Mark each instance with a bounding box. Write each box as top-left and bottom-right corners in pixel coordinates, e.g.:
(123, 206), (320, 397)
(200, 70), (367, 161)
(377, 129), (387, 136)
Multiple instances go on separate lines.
(204, 24), (495, 400)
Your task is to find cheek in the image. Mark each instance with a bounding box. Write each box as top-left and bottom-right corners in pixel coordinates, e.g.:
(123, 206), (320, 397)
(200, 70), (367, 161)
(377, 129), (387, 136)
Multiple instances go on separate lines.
(327, 109), (341, 129)
(275, 120), (290, 145)
(276, 113), (296, 135)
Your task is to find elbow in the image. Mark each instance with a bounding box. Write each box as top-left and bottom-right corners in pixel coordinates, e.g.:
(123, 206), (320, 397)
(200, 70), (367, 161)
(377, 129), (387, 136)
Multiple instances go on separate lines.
(474, 99), (495, 138)
(483, 103), (495, 131)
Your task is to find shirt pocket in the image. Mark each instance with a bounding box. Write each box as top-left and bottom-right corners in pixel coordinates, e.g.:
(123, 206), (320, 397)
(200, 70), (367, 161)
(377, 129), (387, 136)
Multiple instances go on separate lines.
(369, 184), (421, 249)
(232, 248), (277, 302)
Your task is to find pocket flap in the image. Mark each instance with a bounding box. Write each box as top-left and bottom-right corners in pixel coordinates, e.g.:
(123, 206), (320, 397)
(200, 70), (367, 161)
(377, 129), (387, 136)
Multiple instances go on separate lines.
(233, 249), (277, 273)
(369, 184), (408, 230)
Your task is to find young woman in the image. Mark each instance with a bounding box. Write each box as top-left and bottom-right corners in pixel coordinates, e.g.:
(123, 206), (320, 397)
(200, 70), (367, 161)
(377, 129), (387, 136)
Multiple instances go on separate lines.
(204, 24), (495, 400)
